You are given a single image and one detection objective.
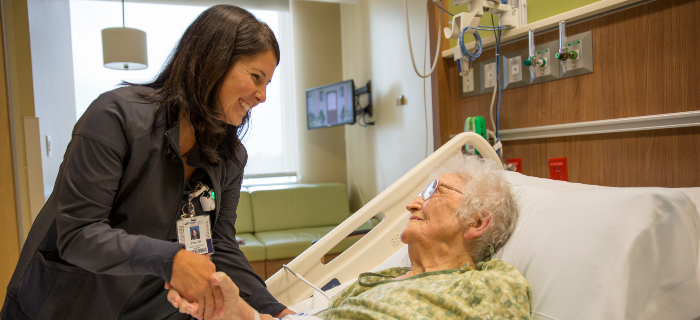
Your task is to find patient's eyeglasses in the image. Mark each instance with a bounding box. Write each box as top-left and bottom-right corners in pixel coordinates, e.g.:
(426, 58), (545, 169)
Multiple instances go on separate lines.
(417, 180), (463, 200)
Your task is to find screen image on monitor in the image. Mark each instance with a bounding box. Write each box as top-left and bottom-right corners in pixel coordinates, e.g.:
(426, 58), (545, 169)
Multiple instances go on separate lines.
(306, 80), (355, 130)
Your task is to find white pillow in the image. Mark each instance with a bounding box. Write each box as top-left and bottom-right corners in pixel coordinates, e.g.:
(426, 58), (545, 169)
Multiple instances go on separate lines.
(495, 184), (700, 320)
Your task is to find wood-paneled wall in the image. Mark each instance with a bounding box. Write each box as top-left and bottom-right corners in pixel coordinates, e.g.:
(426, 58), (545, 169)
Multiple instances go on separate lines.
(0, 8), (21, 308)
(431, 0), (700, 188)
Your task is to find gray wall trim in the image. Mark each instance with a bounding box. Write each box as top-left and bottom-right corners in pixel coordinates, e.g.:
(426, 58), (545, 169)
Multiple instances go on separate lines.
(499, 111), (700, 141)
(1, 0), (26, 249)
(90, 0), (291, 12)
(244, 172), (297, 179)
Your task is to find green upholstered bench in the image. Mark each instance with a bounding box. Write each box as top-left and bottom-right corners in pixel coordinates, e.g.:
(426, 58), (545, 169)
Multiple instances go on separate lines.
(248, 183), (370, 278)
(234, 188), (266, 278)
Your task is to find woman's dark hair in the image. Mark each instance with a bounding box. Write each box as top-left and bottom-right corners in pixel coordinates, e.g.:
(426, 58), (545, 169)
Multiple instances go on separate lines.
(135, 5), (280, 164)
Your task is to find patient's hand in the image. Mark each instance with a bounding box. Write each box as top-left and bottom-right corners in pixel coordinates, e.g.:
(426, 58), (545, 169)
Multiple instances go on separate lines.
(167, 272), (269, 320)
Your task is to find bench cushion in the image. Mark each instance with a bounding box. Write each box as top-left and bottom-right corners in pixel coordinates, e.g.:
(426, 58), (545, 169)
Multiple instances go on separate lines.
(255, 226), (361, 260)
(235, 189), (254, 234)
(236, 232), (265, 262)
(249, 183), (350, 232)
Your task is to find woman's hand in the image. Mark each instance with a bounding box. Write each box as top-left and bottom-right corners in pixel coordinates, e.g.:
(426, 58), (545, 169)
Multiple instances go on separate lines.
(170, 249), (223, 319)
(168, 272), (271, 320)
(274, 309), (296, 318)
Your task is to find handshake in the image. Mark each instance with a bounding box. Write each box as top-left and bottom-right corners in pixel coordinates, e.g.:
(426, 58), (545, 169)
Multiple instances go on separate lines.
(166, 271), (270, 320)
(167, 249), (292, 320)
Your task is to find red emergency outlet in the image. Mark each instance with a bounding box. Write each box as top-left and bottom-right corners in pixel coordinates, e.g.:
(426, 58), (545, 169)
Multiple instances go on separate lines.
(549, 157), (568, 181)
(506, 158), (522, 173)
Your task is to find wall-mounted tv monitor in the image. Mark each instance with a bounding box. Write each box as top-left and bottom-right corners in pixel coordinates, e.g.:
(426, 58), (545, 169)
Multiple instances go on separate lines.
(306, 80), (355, 130)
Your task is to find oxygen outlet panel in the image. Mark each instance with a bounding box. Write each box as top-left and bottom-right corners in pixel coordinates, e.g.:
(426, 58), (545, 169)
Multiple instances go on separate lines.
(560, 31), (593, 79)
(530, 40), (560, 85)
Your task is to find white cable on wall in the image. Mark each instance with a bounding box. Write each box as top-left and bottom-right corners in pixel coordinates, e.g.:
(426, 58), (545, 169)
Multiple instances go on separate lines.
(405, 0), (443, 79)
(345, 134), (366, 206)
(423, 7), (429, 158)
(489, 79), (498, 132)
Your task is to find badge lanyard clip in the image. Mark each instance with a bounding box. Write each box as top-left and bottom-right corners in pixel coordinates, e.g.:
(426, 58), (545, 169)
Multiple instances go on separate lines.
(181, 182), (211, 219)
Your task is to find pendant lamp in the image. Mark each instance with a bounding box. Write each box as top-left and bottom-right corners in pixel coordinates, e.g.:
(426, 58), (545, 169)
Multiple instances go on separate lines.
(101, 0), (148, 70)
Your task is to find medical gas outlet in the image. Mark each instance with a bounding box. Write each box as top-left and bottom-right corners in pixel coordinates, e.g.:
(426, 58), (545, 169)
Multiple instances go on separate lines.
(559, 31), (593, 79)
(527, 40), (561, 85)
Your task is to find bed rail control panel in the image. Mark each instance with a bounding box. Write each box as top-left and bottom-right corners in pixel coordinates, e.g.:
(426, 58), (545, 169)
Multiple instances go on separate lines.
(389, 232), (403, 248)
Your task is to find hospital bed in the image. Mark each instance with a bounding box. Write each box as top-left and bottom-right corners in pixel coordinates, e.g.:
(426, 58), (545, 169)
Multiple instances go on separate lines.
(266, 132), (700, 320)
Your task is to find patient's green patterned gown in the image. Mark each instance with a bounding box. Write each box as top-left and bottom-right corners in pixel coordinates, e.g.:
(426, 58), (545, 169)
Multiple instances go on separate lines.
(315, 259), (531, 320)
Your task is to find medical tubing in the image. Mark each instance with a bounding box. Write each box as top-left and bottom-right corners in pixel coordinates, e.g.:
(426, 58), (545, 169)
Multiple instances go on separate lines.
(345, 133), (366, 205)
(433, 2), (453, 16)
(459, 28), (482, 62)
(283, 265), (331, 300)
(423, 8), (430, 158)
(496, 34), (500, 138)
(404, 0), (442, 79)
(458, 25), (505, 63)
(489, 83), (497, 130)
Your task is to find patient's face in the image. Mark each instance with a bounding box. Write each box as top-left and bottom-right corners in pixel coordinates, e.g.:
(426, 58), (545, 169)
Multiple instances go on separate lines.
(401, 174), (465, 246)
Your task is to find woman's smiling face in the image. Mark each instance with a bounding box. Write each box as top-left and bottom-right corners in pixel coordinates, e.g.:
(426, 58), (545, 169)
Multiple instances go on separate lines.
(217, 50), (277, 126)
(401, 174), (466, 246)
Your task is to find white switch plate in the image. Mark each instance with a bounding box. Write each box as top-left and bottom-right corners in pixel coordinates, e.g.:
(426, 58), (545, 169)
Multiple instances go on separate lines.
(484, 62), (497, 88)
(460, 65), (481, 98)
(462, 68), (474, 93)
(46, 135), (52, 157)
(502, 49), (531, 90)
(508, 56), (522, 83)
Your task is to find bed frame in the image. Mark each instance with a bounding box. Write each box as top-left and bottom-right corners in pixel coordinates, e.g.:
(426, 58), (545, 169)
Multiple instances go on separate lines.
(265, 133), (499, 306)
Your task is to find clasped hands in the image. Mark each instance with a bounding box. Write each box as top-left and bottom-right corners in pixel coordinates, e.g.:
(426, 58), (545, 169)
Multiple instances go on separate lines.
(167, 249), (292, 320)
(167, 249), (225, 320)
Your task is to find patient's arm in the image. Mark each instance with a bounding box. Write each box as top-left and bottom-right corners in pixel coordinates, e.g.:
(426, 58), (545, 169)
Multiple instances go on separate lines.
(167, 272), (276, 320)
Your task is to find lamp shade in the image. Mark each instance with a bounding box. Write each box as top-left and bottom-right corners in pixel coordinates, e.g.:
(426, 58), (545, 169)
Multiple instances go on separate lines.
(101, 27), (148, 70)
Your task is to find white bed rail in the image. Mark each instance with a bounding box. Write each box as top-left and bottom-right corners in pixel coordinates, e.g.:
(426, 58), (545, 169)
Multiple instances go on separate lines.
(266, 133), (500, 306)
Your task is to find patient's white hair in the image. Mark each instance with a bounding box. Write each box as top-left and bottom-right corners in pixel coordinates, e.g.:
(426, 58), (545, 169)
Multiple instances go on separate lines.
(428, 154), (518, 260)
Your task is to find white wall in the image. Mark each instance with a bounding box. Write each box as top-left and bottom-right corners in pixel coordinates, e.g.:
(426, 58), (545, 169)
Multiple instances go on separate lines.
(291, 0), (348, 186)
(27, 0), (77, 201)
(341, 0), (434, 211)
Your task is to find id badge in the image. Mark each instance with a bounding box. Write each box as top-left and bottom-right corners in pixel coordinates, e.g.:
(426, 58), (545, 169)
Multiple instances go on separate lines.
(177, 215), (214, 255)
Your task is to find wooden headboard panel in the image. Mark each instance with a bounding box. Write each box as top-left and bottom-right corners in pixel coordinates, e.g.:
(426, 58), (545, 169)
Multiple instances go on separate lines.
(430, 0), (700, 188)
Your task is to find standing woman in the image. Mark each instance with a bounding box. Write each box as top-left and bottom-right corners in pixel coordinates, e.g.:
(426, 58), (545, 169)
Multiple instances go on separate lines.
(1, 5), (293, 320)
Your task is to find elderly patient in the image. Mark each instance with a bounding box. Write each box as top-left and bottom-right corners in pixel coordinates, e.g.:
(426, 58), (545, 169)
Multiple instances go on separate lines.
(168, 155), (531, 320)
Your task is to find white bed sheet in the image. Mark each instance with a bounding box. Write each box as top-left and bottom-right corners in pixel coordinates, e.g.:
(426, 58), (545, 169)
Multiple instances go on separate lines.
(504, 171), (700, 267)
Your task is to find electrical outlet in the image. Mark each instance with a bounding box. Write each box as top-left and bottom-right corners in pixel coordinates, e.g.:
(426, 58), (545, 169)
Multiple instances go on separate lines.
(506, 158), (522, 173)
(46, 135), (52, 157)
(502, 49), (530, 90)
(549, 157), (568, 181)
(484, 62), (497, 89)
(460, 66), (481, 98)
(478, 57), (497, 94)
(463, 68), (474, 93)
(509, 57), (522, 82)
